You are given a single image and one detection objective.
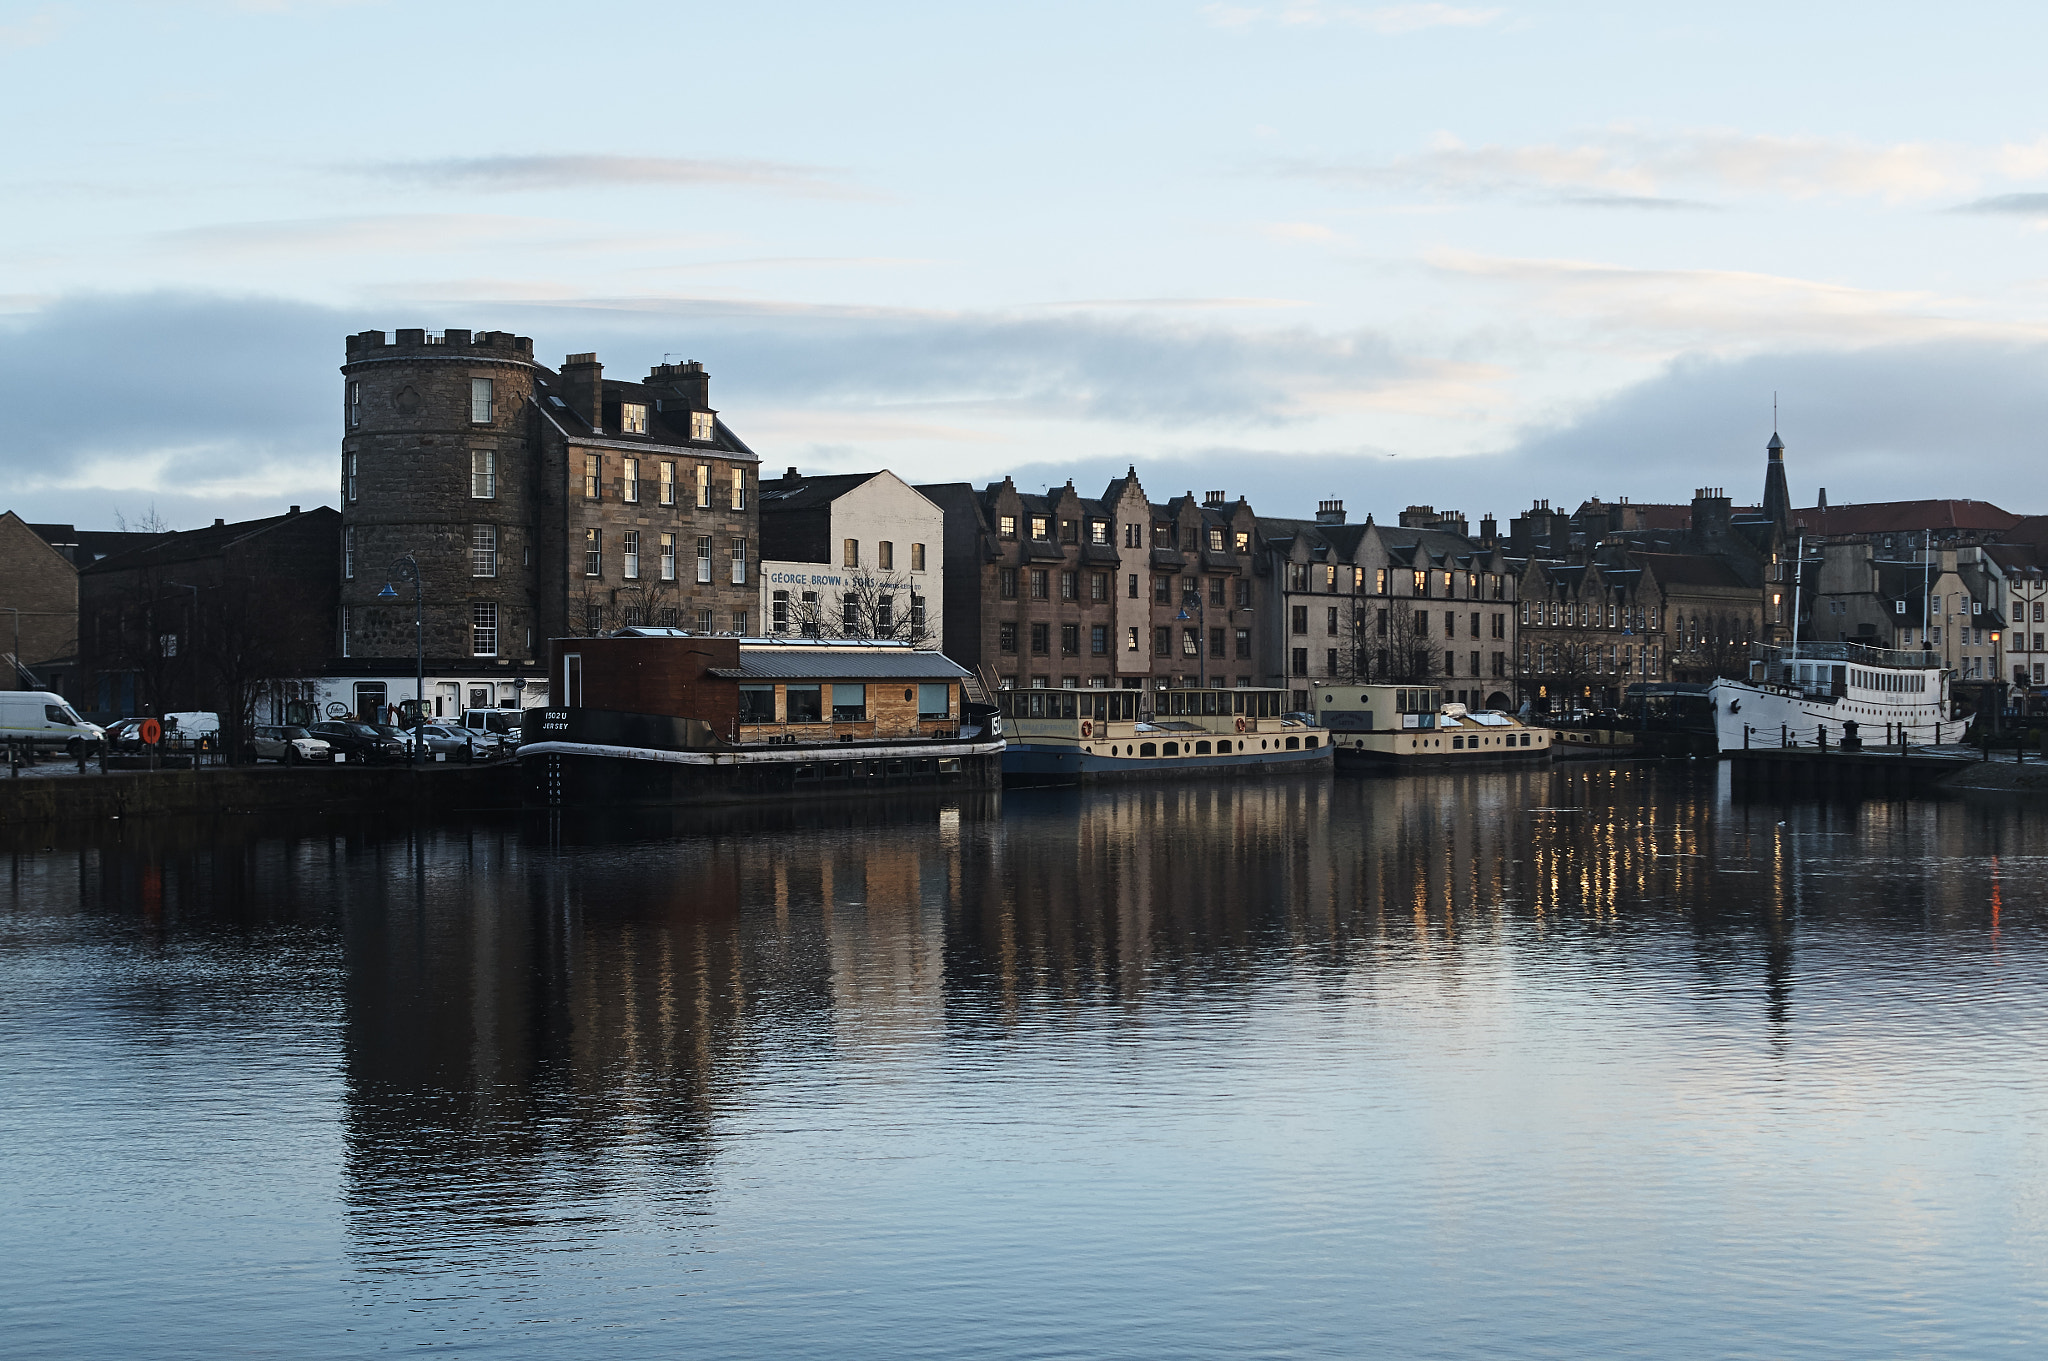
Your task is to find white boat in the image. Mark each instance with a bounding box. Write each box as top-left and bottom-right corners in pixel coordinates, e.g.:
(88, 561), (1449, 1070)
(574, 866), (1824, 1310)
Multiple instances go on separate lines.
(998, 686), (1332, 786)
(1708, 643), (1951, 753)
(1311, 682), (1552, 769)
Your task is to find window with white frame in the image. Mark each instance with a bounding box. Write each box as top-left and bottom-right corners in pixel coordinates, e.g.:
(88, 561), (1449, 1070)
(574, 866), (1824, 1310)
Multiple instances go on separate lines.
(660, 532), (676, 581)
(910, 594), (925, 629)
(343, 527), (355, 580)
(623, 530), (641, 580)
(472, 524), (496, 577)
(731, 539), (747, 585)
(471, 449), (495, 499)
(345, 452), (357, 502)
(696, 535), (712, 583)
(620, 402), (648, 434)
(696, 464), (710, 508)
(772, 590), (789, 631)
(584, 528), (601, 577)
(472, 602), (499, 656)
(730, 468), (745, 510)
(346, 381), (360, 428)
(622, 457), (639, 503)
(584, 454), (600, 500)
(470, 378), (494, 424)
(659, 461), (675, 506)
(691, 411), (715, 441)
(339, 606), (349, 658)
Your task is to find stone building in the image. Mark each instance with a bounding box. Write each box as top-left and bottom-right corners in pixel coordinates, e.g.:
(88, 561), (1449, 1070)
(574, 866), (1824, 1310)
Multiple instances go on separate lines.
(334, 328), (762, 717)
(756, 468), (944, 651)
(917, 471), (1267, 692)
(0, 511), (79, 695)
(1253, 502), (1520, 713)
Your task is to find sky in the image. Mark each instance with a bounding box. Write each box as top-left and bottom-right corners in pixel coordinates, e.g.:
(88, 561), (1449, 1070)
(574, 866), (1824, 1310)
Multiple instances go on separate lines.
(5, 0), (2048, 530)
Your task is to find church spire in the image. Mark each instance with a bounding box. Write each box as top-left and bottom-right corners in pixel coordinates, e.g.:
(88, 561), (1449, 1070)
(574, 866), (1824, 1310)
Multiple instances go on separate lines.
(1762, 430), (1792, 530)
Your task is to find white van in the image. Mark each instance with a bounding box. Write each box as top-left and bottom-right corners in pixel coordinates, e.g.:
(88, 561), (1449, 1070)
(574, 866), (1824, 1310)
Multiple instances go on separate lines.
(0, 691), (105, 756)
(459, 708), (526, 749)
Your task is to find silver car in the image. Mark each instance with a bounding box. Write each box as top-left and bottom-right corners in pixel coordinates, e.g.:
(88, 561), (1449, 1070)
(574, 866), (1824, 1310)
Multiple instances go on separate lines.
(408, 723), (504, 762)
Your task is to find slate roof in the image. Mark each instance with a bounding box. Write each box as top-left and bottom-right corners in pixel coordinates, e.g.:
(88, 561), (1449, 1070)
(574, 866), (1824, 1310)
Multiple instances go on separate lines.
(80, 509), (338, 575)
(755, 471), (881, 510)
(1631, 552), (1751, 591)
(708, 648), (972, 681)
(1791, 499), (2018, 535)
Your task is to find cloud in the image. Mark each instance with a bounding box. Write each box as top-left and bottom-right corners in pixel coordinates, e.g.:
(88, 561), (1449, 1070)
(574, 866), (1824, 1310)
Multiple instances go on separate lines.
(1205, 3), (1502, 33)
(1302, 128), (1986, 206)
(1499, 342), (2048, 512)
(366, 154), (866, 198)
(1952, 192), (2048, 216)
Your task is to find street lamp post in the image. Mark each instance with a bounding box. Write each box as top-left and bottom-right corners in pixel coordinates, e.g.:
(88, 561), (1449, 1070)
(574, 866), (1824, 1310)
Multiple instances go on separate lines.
(379, 554), (423, 769)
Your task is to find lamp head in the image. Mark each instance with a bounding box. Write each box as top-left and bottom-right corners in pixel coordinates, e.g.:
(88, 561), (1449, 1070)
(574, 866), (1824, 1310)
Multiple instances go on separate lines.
(377, 583), (398, 599)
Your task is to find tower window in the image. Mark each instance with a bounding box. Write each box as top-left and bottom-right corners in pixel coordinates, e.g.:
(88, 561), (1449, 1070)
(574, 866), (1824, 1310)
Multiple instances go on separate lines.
(470, 378), (494, 424)
(346, 381), (360, 429)
(472, 525), (497, 578)
(471, 603), (498, 657)
(470, 449), (494, 499)
(344, 527), (355, 580)
(345, 452), (357, 503)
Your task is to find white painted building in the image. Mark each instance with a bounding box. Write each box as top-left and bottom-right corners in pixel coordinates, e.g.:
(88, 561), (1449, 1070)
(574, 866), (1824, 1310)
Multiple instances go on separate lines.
(756, 469), (944, 651)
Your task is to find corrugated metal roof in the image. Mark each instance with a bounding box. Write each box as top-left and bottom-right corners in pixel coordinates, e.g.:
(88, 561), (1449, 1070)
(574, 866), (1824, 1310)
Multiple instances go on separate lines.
(709, 650), (971, 681)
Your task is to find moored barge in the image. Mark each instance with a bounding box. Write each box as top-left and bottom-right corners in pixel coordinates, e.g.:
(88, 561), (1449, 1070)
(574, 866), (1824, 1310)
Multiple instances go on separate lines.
(1312, 682), (1552, 770)
(999, 685), (1331, 786)
(520, 632), (1002, 807)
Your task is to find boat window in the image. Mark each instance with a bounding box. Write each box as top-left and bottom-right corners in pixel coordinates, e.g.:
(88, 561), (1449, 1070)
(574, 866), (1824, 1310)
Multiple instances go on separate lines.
(1202, 692), (1219, 716)
(739, 685), (776, 723)
(918, 684), (951, 719)
(1140, 742), (1156, 757)
(1285, 736), (1300, 750)
(1162, 742), (1179, 756)
(1195, 740), (1211, 754)
(1305, 736), (1317, 748)
(785, 685), (823, 723)
(832, 684), (866, 721)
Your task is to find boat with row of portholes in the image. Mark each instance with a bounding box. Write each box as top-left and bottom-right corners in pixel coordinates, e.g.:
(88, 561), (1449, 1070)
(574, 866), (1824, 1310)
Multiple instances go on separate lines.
(1310, 682), (1554, 769)
(997, 685), (1332, 786)
(1707, 642), (1952, 752)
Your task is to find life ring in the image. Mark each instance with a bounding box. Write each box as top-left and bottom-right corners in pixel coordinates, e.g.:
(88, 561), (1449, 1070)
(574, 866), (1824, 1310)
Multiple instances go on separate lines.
(139, 717), (162, 746)
(1235, 717), (1246, 733)
(1081, 720), (1093, 737)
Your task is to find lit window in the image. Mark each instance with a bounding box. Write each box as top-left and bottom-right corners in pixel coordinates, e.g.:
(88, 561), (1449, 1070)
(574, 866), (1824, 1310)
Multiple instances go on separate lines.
(999, 516), (1017, 539)
(470, 378), (494, 424)
(470, 449), (495, 499)
(472, 525), (496, 578)
(623, 530), (640, 580)
(620, 402), (648, 434)
(696, 464), (710, 508)
(691, 411), (716, 442)
(584, 529), (600, 577)
(730, 468), (745, 510)
(1031, 516), (1049, 540)
(471, 603), (498, 656)
(659, 462), (675, 506)
(584, 454), (600, 500)
(622, 457), (639, 503)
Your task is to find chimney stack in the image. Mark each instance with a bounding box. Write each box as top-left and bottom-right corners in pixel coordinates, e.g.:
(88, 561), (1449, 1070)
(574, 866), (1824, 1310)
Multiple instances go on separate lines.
(561, 352), (603, 431)
(1316, 499), (1346, 525)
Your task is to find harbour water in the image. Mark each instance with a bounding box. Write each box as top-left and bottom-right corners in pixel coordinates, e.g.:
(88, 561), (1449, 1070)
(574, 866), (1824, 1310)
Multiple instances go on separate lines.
(3, 767), (2044, 1358)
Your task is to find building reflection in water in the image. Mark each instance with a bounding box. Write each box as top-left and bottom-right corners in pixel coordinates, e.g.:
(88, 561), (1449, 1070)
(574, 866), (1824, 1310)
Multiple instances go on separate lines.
(7, 770), (2035, 1275)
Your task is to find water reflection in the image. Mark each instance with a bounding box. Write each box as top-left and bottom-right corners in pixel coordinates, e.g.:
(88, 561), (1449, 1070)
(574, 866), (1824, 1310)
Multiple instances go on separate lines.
(4, 770), (2044, 1358)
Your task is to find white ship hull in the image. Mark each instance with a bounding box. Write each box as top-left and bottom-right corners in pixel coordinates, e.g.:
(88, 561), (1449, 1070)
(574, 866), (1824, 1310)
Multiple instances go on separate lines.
(1709, 649), (1950, 753)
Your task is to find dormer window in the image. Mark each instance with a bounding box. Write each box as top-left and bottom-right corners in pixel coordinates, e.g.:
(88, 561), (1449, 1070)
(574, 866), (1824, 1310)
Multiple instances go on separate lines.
(1208, 528), (1224, 552)
(1031, 516), (1049, 540)
(1089, 520), (1109, 545)
(999, 515), (1017, 540)
(621, 403), (648, 434)
(691, 411), (716, 442)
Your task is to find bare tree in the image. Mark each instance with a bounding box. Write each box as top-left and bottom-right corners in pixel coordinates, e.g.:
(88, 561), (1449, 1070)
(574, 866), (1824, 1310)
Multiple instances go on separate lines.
(832, 572), (933, 646)
(1352, 599), (1443, 683)
(196, 580), (327, 761)
(113, 504), (173, 534)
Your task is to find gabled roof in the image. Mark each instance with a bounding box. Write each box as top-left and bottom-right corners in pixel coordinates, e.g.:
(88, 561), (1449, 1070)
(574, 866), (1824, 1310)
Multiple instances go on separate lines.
(81, 508), (338, 575)
(756, 471), (882, 511)
(1630, 552), (1750, 591)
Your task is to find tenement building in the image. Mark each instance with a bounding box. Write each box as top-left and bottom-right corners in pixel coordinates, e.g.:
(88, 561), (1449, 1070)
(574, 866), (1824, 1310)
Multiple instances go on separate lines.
(918, 472), (1268, 691)
(334, 328), (762, 718)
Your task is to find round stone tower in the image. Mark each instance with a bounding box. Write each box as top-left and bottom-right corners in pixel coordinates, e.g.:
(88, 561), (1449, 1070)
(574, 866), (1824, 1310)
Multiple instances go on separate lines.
(338, 328), (539, 709)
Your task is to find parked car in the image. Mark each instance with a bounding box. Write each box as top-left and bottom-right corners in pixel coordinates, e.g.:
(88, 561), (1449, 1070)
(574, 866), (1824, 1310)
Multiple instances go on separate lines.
(251, 725), (333, 765)
(459, 708), (526, 750)
(0, 690), (104, 756)
(404, 722), (504, 762)
(103, 717), (152, 753)
(308, 720), (407, 764)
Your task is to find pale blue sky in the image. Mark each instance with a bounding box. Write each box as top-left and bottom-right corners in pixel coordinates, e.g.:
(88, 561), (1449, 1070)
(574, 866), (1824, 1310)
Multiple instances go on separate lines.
(5, 0), (2047, 527)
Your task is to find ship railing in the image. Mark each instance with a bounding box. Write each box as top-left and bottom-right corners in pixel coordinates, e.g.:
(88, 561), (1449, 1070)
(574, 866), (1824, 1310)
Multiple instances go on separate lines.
(1751, 640), (1934, 670)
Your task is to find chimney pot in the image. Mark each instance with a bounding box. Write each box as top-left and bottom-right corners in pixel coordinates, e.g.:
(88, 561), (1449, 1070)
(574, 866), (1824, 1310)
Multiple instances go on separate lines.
(214, 518), (224, 527)
(288, 506), (299, 515)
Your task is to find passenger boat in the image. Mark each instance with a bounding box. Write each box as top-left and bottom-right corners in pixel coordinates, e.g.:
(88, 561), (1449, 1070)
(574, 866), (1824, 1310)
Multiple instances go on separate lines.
(1707, 642), (1951, 753)
(998, 686), (1331, 786)
(518, 632), (1004, 807)
(1311, 682), (1552, 770)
